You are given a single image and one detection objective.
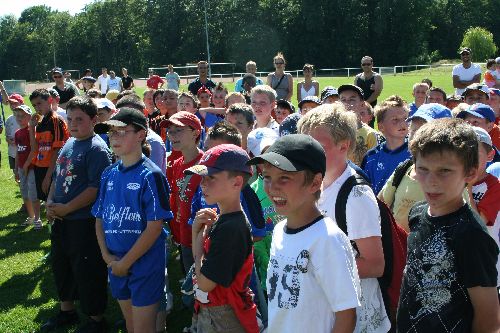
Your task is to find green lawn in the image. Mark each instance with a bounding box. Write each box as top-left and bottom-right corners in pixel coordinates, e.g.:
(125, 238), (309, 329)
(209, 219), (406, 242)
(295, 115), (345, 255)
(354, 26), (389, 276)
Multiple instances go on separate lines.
(0, 70), (455, 332)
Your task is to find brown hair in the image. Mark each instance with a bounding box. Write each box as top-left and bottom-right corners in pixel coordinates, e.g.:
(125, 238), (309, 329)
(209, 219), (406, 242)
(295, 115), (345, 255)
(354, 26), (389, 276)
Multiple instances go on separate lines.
(374, 95), (408, 123)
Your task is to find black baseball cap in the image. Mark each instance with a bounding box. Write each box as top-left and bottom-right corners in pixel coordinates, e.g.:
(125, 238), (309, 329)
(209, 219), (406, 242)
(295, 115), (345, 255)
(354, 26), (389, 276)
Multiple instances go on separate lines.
(94, 107), (148, 134)
(276, 99), (295, 113)
(338, 84), (364, 99)
(247, 134), (326, 176)
(298, 95), (321, 109)
(459, 47), (471, 55)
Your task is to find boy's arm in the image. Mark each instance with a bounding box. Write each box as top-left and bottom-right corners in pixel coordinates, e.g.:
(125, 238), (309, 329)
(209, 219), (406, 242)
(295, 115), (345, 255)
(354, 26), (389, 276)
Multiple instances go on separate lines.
(468, 286), (500, 333)
(198, 107), (226, 115)
(354, 236), (385, 278)
(47, 187), (98, 218)
(110, 219), (163, 276)
(366, 75), (383, 104)
(192, 208), (218, 292)
(14, 151), (19, 182)
(95, 218), (117, 264)
(286, 74), (293, 101)
(332, 308), (356, 333)
(0, 81), (9, 105)
(42, 147), (61, 194)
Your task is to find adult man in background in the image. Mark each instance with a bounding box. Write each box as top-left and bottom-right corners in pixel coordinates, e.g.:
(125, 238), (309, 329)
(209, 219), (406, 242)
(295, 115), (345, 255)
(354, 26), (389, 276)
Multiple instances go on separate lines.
(452, 47), (481, 96)
(354, 56), (383, 107)
(121, 68), (134, 90)
(107, 71), (122, 92)
(234, 61), (264, 92)
(96, 67), (109, 96)
(52, 67), (79, 109)
(188, 60), (216, 95)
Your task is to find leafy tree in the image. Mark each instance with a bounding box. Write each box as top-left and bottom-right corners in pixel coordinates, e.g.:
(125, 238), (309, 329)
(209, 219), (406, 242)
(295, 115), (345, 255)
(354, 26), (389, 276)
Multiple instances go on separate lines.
(460, 27), (497, 62)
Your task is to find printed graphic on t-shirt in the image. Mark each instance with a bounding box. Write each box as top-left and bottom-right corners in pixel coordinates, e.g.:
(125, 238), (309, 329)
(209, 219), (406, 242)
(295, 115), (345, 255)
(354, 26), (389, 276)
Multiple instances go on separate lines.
(55, 153), (77, 194)
(267, 250), (311, 309)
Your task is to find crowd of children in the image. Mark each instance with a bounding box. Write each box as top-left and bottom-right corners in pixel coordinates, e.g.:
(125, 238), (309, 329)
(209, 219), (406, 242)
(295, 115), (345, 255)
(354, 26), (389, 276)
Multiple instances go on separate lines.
(1, 55), (499, 333)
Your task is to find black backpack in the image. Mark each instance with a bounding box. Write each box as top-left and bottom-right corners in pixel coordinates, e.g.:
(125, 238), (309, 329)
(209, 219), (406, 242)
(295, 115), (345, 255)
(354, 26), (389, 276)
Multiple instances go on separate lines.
(335, 174), (408, 317)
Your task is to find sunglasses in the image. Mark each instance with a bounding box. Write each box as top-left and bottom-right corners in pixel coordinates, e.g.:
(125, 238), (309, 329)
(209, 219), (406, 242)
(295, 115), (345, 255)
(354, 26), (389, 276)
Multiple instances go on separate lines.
(53, 75), (62, 78)
(274, 62), (284, 65)
(361, 63), (372, 66)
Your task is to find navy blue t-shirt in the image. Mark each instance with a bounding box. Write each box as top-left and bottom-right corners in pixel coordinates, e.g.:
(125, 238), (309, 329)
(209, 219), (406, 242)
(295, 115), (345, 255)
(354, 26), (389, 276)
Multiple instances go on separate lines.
(53, 134), (112, 220)
(92, 156), (173, 254)
(361, 140), (411, 195)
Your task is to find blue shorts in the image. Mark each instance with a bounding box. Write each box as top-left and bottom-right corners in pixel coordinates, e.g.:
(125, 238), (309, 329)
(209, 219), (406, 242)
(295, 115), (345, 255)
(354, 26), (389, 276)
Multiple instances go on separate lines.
(108, 247), (165, 307)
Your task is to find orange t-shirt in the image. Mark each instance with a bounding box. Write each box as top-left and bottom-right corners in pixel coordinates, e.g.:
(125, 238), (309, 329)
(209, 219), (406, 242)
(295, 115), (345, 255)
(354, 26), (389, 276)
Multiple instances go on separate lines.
(34, 112), (69, 168)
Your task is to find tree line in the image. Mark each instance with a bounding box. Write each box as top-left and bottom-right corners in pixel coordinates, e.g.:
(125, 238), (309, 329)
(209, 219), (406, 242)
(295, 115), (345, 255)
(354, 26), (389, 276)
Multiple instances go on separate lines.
(0, 0), (498, 81)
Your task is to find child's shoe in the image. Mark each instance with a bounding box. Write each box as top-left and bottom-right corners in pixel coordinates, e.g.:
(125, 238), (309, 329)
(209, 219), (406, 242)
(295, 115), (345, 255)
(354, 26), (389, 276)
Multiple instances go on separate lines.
(21, 217), (35, 227)
(34, 219), (43, 230)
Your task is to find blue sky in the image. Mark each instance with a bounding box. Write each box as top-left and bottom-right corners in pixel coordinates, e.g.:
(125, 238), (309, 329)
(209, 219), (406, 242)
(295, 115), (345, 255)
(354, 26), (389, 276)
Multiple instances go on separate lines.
(0, 0), (93, 18)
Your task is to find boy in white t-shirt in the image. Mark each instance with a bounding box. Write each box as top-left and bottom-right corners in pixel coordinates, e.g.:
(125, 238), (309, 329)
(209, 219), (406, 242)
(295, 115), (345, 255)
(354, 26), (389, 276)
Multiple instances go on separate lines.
(247, 134), (361, 333)
(298, 103), (391, 333)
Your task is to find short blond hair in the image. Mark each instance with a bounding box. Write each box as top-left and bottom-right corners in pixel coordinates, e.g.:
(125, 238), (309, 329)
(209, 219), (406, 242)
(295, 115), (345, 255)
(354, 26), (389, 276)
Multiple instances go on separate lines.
(251, 85), (277, 103)
(297, 103), (358, 154)
(374, 95), (408, 123)
(451, 103), (470, 118)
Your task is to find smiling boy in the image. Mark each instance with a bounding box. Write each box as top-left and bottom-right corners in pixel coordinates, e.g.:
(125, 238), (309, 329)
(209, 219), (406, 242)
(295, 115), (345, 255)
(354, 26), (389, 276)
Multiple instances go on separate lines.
(397, 118), (499, 332)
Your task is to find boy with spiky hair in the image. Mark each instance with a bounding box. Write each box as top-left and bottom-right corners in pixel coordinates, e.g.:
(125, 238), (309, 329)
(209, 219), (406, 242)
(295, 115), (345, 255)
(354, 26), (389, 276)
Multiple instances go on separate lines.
(397, 118), (499, 332)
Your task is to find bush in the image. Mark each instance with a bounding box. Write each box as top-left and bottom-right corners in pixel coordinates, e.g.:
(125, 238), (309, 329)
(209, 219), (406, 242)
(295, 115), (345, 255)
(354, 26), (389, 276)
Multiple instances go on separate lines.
(460, 27), (498, 62)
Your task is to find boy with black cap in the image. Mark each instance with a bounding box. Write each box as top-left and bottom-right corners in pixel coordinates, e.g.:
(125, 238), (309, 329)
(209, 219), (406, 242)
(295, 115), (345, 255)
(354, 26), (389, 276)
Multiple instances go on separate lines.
(187, 144), (259, 332)
(92, 107), (173, 333)
(247, 134), (361, 333)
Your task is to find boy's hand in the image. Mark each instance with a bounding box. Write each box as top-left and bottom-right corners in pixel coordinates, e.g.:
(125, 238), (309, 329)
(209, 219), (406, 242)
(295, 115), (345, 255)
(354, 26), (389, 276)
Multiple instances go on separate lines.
(193, 208), (218, 234)
(102, 252), (118, 265)
(46, 203), (70, 218)
(109, 259), (130, 277)
(42, 176), (51, 194)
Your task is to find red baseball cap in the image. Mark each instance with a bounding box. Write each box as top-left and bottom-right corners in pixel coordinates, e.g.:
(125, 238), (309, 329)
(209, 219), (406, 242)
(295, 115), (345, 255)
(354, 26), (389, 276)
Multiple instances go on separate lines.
(185, 144), (252, 176)
(8, 94), (24, 105)
(160, 111), (202, 131)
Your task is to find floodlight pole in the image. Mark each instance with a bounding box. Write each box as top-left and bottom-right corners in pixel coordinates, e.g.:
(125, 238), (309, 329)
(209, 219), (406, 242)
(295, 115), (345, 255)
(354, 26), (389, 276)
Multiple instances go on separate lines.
(203, 0), (212, 78)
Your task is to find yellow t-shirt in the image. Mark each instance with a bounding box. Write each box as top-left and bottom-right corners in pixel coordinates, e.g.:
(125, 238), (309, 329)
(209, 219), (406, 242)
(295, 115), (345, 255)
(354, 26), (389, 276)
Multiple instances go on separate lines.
(348, 123), (381, 166)
(378, 165), (470, 232)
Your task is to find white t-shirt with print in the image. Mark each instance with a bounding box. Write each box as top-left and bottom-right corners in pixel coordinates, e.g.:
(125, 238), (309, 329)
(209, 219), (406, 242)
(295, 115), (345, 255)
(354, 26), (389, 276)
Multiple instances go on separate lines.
(267, 216), (361, 333)
(5, 115), (20, 157)
(452, 63), (482, 95)
(97, 74), (109, 94)
(317, 165), (391, 333)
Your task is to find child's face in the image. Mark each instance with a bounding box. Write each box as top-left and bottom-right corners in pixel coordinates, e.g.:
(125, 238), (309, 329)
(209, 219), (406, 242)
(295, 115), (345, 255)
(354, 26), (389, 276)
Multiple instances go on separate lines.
(322, 96), (338, 104)
(307, 125), (347, 162)
(227, 95), (246, 107)
(478, 143), (494, 172)
(275, 107), (291, 124)
(426, 91), (446, 105)
(178, 96), (197, 114)
(408, 118), (426, 141)
(198, 93), (211, 108)
(251, 93), (274, 121)
(163, 92), (178, 111)
(108, 125), (144, 157)
(83, 80), (94, 90)
(167, 124), (198, 152)
(303, 68), (313, 79)
(200, 171), (239, 205)
(155, 94), (168, 114)
(340, 91), (364, 112)
(225, 112), (252, 136)
(14, 110), (31, 128)
(414, 150), (475, 216)
(66, 108), (96, 140)
(212, 91), (226, 108)
(465, 91), (488, 105)
(357, 107), (373, 125)
(488, 94), (500, 114)
(300, 102), (318, 115)
(413, 86), (428, 103)
(30, 96), (51, 115)
(143, 91), (155, 112)
(446, 100), (460, 110)
(97, 108), (113, 123)
(463, 114), (493, 132)
(262, 163), (320, 217)
(378, 107), (408, 140)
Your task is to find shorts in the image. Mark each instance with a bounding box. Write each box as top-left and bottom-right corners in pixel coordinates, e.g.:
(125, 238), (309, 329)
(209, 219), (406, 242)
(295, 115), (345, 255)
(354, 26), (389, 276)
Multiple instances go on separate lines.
(197, 304), (246, 333)
(9, 156), (15, 170)
(51, 218), (108, 316)
(18, 168), (37, 201)
(108, 246), (165, 307)
(33, 166), (49, 201)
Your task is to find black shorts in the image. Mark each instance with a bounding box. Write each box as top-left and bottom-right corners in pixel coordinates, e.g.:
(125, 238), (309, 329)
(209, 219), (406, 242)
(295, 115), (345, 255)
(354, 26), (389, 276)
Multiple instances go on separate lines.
(33, 166), (49, 201)
(50, 217), (108, 316)
(8, 156), (15, 170)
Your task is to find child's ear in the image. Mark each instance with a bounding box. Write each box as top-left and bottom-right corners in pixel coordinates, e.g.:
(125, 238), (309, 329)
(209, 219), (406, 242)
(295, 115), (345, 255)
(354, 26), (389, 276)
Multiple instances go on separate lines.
(310, 173), (323, 193)
(338, 139), (350, 154)
(486, 148), (495, 162)
(464, 166), (478, 184)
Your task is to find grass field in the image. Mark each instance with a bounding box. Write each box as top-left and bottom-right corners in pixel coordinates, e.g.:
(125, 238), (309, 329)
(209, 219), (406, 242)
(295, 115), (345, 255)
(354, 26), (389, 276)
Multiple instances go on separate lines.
(0, 70), (456, 332)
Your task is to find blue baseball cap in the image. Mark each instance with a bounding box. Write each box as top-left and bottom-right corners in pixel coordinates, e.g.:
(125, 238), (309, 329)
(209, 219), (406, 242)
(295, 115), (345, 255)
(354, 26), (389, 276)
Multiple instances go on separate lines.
(185, 144), (252, 176)
(279, 113), (302, 137)
(406, 103), (452, 123)
(457, 103), (495, 123)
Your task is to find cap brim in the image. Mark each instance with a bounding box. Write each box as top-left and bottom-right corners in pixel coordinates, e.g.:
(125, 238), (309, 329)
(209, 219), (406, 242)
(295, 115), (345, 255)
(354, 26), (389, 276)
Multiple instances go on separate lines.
(184, 165), (221, 176)
(246, 151), (299, 172)
(94, 120), (128, 134)
(159, 118), (187, 128)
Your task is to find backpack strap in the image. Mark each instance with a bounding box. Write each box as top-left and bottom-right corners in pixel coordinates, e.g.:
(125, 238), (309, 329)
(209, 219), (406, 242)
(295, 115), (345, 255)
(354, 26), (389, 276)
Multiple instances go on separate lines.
(335, 174), (368, 236)
(391, 158), (413, 189)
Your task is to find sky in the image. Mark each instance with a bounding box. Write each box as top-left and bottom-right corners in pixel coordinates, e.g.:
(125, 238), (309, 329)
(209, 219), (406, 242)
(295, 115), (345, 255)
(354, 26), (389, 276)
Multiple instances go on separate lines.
(0, 0), (94, 18)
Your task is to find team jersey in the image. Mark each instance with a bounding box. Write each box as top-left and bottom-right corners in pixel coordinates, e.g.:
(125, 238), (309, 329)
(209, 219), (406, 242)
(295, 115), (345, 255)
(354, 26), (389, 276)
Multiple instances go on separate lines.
(34, 112), (69, 168)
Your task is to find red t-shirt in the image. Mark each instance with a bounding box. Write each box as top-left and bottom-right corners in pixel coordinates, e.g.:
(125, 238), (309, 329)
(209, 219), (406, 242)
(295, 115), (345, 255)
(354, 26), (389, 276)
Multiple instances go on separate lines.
(166, 151), (203, 246)
(14, 127), (31, 168)
(472, 173), (500, 226)
(147, 75), (165, 89)
(488, 124), (500, 150)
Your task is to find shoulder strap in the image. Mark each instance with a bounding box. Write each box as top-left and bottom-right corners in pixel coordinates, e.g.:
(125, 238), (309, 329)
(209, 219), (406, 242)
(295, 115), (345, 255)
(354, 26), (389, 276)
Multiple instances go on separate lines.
(335, 174), (369, 235)
(272, 74), (286, 90)
(391, 158), (413, 189)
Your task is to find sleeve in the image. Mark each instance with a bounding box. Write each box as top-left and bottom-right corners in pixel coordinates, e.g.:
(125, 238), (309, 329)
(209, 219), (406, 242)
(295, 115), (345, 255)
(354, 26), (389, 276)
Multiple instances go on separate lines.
(234, 79), (243, 92)
(454, 226), (498, 288)
(147, 139), (167, 175)
(188, 186), (202, 226)
(142, 170), (173, 222)
(452, 65), (459, 76)
(379, 171), (397, 208)
(201, 221), (250, 287)
(86, 146), (112, 188)
(52, 117), (68, 148)
(345, 184), (382, 240)
(477, 184), (500, 226)
(312, 231), (361, 312)
(366, 131), (378, 150)
(91, 167), (111, 218)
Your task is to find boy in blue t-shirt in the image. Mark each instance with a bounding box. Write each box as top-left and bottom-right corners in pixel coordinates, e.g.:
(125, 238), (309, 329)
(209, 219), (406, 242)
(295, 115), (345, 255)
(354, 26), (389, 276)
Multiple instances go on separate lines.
(42, 96), (112, 332)
(362, 96), (411, 194)
(92, 107), (173, 333)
